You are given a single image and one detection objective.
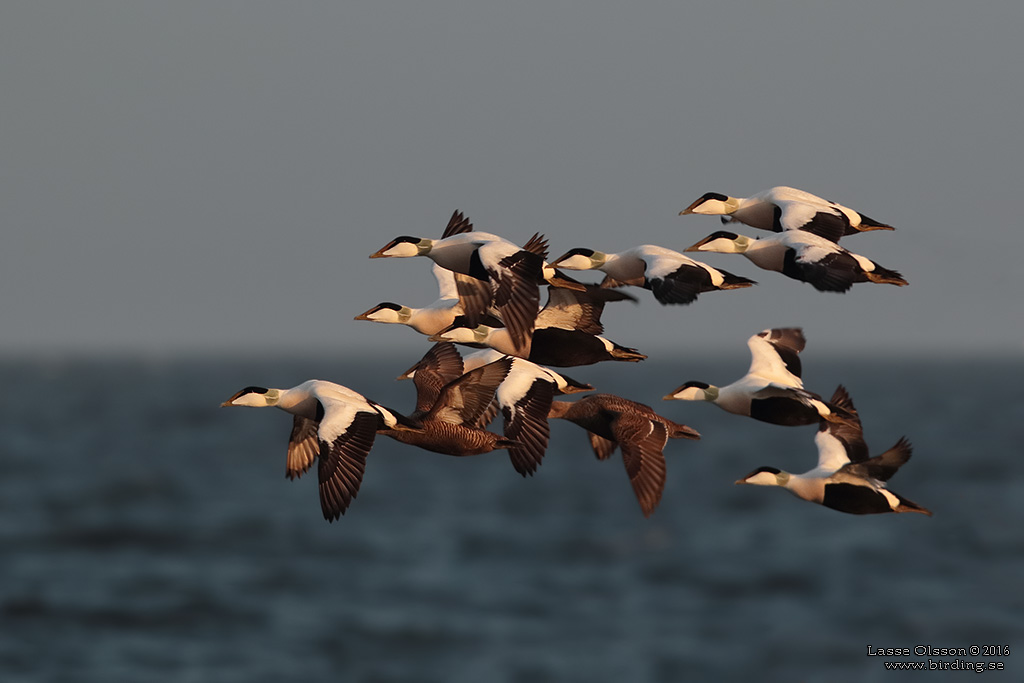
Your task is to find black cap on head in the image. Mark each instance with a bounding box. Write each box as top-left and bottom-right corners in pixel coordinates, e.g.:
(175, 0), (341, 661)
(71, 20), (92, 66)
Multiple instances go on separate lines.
(554, 247), (595, 262)
(704, 230), (739, 241)
(743, 466), (781, 477)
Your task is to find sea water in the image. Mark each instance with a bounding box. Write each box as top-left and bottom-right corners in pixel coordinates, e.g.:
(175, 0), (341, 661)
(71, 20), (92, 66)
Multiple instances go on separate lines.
(0, 355), (1021, 682)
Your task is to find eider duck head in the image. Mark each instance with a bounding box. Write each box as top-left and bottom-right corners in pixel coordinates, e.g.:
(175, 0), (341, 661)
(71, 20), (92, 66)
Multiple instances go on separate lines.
(663, 380), (719, 403)
(354, 302), (412, 324)
(680, 192), (741, 216)
(370, 235), (433, 258)
(684, 230), (752, 254)
(551, 248), (608, 271)
(221, 386), (281, 408)
(735, 466), (790, 487)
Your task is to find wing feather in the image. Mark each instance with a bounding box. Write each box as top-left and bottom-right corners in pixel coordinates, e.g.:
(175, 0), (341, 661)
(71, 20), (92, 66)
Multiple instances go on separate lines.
(440, 210), (473, 238)
(502, 379), (553, 476)
(616, 415), (668, 518)
(409, 342), (465, 413)
(746, 328), (805, 384)
(316, 410), (378, 520)
(428, 358), (512, 425)
(286, 415), (320, 480)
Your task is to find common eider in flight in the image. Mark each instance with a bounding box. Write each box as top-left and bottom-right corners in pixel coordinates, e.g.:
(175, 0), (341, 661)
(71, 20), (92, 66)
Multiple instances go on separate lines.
(685, 229), (907, 293)
(369, 211), (578, 355)
(548, 394), (701, 517)
(735, 386), (932, 516)
(551, 244), (755, 305)
(354, 264), (502, 337)
(663, 327), (851, 426)
(681, 186), (893, 243)
(399, 345), (593, 476)
(429, 282), (644, 366)
(383, 342), (519, 457)
(430, 322), (646, 367)
(221, 380), (421, 520)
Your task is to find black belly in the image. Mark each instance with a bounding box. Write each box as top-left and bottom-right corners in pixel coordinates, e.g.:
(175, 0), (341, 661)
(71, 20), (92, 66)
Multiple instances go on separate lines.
(527, 329), (607, 367)
(822, 483), (893, 515)
(749, 397), (819, 426)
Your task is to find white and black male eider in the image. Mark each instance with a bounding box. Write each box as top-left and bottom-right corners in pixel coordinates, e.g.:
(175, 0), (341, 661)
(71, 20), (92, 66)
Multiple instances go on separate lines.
(428, 278), (644, 366)
(354, 264), (501, 337)
(548, 394), (701, 517)
(551, 244), (755, 305)
(663, 327), (851, 426)
(466, 348), (593, 476)
(735, 385), (932, 516)
(684, 229), (907, 293)
(681, 186), (893, 243)
(221, 380), (421, 520)
(384, 342), (519, 457)
(398, 345), (593, 475)
(430, 321), (646, 367)
(369, 211), (577, 355)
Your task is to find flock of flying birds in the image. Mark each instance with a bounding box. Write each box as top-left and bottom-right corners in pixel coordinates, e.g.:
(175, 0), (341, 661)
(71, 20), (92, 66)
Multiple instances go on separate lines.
(222, 186), (931, 521)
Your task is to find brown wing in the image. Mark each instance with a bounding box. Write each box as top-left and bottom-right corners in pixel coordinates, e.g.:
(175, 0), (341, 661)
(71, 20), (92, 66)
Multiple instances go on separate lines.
(533, 287), (598, 334)
(615, 414), (669, 518)
(520, 232), (549, 260)
(490, 250), (544, 354)
(587, 432), (618, 460)
(428, 358), (513, 425)
(474, 397), (501, 429)
(317, 411), (378, 521)
(287, 415), (320, 480)
(409, 342), (465, 413)
(453, 272), (495, 327)
(841, 437), (912, 482)
(822, 385), (868, 462)
(441, 209), (473, 238)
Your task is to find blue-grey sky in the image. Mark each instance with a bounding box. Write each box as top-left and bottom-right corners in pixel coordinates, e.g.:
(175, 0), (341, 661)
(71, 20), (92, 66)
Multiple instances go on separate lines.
(3, 1), (1022, 359)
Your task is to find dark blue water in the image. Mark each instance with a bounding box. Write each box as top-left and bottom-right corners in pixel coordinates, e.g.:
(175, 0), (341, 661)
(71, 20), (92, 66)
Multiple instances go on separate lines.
(1, 355), (1021, 682)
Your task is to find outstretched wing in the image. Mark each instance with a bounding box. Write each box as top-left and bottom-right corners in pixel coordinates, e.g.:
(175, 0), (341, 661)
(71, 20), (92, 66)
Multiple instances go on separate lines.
(536, 285), (635, 335)
(440, 209), (474, 238)
(501, 378), (553, 476)
(840, 437), (913, 482)
(487, 247), (544, 354)
(408, 342), (465, 413)
(746, 327), (805, 385)
(316, 403), (380, 520)
(587, 432), (618, 460)
(428, 358), (513, 425)
(286, 415), (320, 480)
(453, 272), (495, 327)
(820, 385), (868, 464)
(615, 414), (669, 518)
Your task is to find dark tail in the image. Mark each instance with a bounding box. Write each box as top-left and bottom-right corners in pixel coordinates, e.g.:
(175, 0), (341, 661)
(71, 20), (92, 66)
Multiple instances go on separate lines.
(854, 214), (894, 232)
(822, 400), (858, 427)
(894, 492), (932, 516)
(718, 269), (758, 289)
(865, 264), (908, 286)
(557, 374), (595, 395)
(666, 421), (701, 441)
(611, 343), (647, 362)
